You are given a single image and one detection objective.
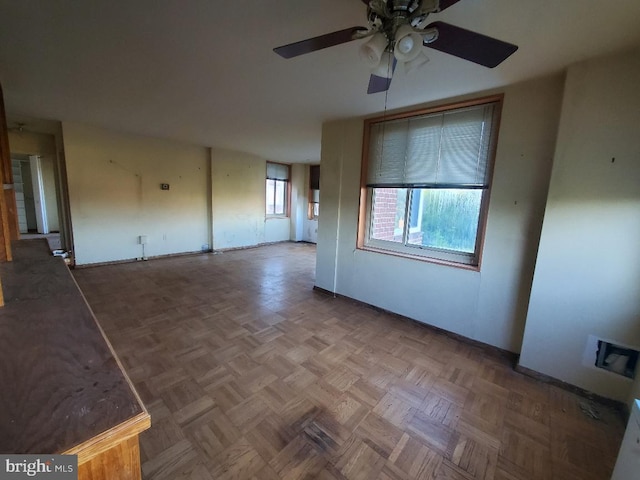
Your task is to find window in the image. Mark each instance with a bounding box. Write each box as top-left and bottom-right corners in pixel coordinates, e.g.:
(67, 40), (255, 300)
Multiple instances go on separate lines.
(358, 96), (502, 268)
(308, 164), (320, 219)
(266, 162), (290, 216)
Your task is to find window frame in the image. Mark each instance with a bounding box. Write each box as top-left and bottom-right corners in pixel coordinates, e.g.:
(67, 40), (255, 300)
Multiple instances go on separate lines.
(266, 161), (291, 218)
(357, 95), (503, 270)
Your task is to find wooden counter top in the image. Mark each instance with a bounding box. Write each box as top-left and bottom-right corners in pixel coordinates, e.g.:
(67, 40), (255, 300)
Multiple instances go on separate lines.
(0, 239), (149, 466)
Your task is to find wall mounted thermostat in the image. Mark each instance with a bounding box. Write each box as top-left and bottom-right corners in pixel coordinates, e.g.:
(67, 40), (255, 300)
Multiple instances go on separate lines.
(161, 183), (170, 190)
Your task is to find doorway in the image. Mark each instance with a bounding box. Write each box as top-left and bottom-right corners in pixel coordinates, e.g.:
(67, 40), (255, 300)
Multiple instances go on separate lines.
(7, 123), (67, 255)
(12, 155), (41, 234)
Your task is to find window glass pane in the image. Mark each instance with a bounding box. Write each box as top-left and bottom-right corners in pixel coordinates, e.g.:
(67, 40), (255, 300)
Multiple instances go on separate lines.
(274, 179), (285, 215)
(266, 179), (275, 214)
(407, 188), (482, 253)
(370, 188), (407, 243)
(408, 190), (421, 229)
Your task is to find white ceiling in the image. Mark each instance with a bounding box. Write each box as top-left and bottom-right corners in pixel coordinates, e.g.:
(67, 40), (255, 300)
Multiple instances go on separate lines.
(1, 0), (639, 163)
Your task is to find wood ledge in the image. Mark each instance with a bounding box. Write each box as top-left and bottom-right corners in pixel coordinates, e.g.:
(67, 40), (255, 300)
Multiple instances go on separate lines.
(63, 411), (150, 465)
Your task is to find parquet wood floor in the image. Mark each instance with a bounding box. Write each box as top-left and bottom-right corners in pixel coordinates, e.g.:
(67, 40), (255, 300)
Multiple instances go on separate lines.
(73, 243), (626, 480)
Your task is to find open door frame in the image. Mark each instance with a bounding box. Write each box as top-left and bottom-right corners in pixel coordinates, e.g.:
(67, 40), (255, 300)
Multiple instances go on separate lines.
(0, 82), (20, 305)
(0, 83), (17, 263)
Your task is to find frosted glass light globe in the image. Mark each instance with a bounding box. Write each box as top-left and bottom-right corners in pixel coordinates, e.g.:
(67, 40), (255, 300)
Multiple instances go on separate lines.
(398, 36), (414, 54)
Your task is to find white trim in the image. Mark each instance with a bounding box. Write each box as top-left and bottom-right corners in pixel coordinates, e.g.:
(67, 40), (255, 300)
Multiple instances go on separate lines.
(29, 155), (49, 234)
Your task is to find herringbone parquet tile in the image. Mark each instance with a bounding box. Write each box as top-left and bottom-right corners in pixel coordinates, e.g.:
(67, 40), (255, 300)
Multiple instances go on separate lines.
(73, 243), (625, 480)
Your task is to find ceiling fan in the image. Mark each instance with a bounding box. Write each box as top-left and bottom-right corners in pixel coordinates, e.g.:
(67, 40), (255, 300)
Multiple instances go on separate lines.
(273, 0), (518, 94)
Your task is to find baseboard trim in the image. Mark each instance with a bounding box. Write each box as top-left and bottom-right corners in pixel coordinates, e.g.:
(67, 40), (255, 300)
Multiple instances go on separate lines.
(312, 285), (516, 364)
(214, 240), (300, 253)
(73, 249), (209, 269)
(514, 364), (628, 415)
(73, 240), (313, 269)
(312, 285), (628, 416)
(312, 286), (337, 298)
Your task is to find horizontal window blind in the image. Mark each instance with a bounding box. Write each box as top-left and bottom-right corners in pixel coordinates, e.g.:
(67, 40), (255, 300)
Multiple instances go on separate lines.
(366, 102), (497, 188)
(267, 162), (289, 180)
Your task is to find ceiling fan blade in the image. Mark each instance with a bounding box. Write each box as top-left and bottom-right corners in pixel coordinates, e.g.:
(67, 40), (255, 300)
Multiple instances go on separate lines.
(437, 0), (462, 11)
(424, 21), (518, 68)
(367, 75), (393, 94)
(367, 58), (397, 94)
(274, 27), (367, 59)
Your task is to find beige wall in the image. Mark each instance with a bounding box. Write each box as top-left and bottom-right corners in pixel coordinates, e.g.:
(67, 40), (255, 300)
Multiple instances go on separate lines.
(211, 148), (266, 250)
(210, 148), (302, 250)
(8, 130), (56, 156)
(316, 74), (565, 353)
(520, 48), (640, 403)
(63, 122), (210, 265)
(60, 127), (302, 263)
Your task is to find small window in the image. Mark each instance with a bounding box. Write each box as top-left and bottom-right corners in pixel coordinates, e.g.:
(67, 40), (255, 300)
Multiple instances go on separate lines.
(358, 96), (502, 268)
(266, 162), (290, 217)
(308, 164), (320, 220)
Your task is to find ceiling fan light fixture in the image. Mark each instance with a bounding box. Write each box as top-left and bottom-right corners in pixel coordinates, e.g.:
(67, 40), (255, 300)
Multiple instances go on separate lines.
(359, 32), (389, 67)
(273, 0), (519, 95)
(398, 36), (414, 54)
(421, 27), (439, 44)
(393, 24), (422, 62)
(371, 51), (395, 78)
(404, 50), (430, 74)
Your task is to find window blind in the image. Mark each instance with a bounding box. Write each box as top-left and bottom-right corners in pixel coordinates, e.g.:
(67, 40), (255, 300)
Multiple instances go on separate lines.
(267, 162), (289, 180)
(366, 102), (497, 188)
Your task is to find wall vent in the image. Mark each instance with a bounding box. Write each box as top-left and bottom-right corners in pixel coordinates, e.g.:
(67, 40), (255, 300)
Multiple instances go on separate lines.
(583, 335), (640, 380)
(595, 340), (639, 379)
